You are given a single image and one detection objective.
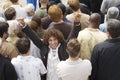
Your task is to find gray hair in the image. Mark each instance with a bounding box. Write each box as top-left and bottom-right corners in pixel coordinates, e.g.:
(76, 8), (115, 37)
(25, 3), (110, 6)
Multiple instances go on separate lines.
(106, 7), (119, 20)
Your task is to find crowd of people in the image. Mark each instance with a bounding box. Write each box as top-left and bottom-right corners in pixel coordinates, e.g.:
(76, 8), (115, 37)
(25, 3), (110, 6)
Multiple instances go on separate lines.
(0, 0), (120, 80)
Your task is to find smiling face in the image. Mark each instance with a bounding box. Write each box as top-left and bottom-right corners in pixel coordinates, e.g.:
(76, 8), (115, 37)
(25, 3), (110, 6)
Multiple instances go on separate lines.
(48, 36), (59, 49)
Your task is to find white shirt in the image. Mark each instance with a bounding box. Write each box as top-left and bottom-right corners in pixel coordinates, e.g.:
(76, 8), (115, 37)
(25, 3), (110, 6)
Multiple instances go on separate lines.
(11, 5), (27, 19)
(47, 44), (61, 80)
(57, 58), (92, 80)
(11, 55), (47, 80)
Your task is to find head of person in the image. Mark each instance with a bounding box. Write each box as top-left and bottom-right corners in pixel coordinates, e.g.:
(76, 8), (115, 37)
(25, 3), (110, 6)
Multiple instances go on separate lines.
(25, 3), (35, 16)
(43, 28), (64, 49)
(0, 42), (18, 59)
(16, 37), (30, 54)
(106, 7), (119, 21)
(46, 1), (56, 13)
(89, 13), (101, 28)
(10, 0), (18, 3)
(7, 20), (21, 36)
(107, 19), (120, 38)
(48, 4), (63, 22)
(28, 21), (39, 33)
(68, 0), (80, 11)
(40, 0), (48, 4)
(0, 22), (9, 40)
(32, 15), (41, 27)
(57, 3), (66, 16)
(4, 7), (16, 20)
(66, 39), (81, 58)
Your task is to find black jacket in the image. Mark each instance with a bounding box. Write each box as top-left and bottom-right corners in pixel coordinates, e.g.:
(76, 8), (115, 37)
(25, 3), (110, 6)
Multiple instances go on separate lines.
(22, 23), (81, 80)
(0, 54), (17, 80)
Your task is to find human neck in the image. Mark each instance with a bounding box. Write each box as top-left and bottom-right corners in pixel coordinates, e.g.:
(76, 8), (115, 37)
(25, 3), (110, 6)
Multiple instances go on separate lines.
(21, 52), (29, 56)
(68, 56), (79, 61)
(53, 20), (63, 24)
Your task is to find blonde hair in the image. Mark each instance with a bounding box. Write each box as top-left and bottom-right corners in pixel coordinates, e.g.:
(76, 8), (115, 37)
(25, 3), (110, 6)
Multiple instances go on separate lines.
(48, 4), (63, 22)
(68, 0), (80, 11)
(0, 42), (18, 58)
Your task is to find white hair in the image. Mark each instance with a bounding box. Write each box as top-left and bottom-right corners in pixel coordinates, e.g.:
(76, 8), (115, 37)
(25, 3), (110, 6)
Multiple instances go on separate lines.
(7, 20), (20, 36)
(25, 3), (35, 12)
(107, 7), (119, 20)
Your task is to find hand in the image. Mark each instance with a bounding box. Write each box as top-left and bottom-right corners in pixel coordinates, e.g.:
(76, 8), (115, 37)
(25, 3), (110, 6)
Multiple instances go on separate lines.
(74, 13), (81, 23)
(17, 18), (26, 27)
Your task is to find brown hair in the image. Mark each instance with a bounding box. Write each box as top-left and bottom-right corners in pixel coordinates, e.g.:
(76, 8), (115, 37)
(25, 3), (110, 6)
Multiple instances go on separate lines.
(68, 0), (80, 11)
(4, 7), (16, 20)
(16, 37), (30, 54)
(66, 38), (81, 58)
(48, 4), (63, 22)
(43, 28), (64, 45)
(28, 21), (39, 33)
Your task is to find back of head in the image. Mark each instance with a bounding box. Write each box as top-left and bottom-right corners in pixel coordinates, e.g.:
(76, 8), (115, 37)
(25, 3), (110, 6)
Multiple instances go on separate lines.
(107, 19), (120, 38)
(106, 7), (119, 21)
(66, 39), (80, 58)
(0, 22), (9, 38)
(16, 37), (30, 54)
(40, 0), (48, 3)
(28, 21), (39, 32)
(48, 4), (63, 22)
(89, 13), (101, 27)
(47, 1), (56, 12)
(4, 7), (16, 20)
(68, 0), (80, 11)
(58, 3), (66, 15)
(10, 0), (18, 3)
(0, 42), (18, 58)
(32, 15), (41, 26)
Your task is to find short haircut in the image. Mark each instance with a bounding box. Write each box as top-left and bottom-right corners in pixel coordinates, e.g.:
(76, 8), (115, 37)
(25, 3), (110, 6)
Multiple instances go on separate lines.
(68, 0), (80, 11)
(58, 3), (66, 15)
(10, 0), (18, 3)
(106, 7), (119, 21)
(16, 37), (30, 54)
(43, 28), (64, 45)
(48, 4), (63, 22)
(40, 0), (48, 3)
(46, 1), (56, 12)
(0, 22), (9, 37)
(4, 7), (16, 20)
(107, 19), (120, 38)
(66, 39), (81, 58)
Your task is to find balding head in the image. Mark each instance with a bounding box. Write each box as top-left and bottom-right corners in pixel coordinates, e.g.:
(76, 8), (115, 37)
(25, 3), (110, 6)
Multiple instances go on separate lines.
(89, 13), (101, 28)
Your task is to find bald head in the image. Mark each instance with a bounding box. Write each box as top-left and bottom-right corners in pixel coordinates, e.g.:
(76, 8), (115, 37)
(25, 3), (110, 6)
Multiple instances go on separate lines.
(89, 13), (101, 23)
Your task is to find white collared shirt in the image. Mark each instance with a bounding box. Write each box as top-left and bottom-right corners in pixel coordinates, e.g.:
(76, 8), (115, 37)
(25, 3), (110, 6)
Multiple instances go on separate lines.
(47, 44), (61, 80)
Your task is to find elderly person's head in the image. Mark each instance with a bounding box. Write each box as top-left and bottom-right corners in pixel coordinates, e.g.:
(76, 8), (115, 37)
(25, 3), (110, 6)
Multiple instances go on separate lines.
(107, 19), (120, 38)
(106, 7), (119, 21)
(25, 3), (35, 16)
(7, 20), (21, 36)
